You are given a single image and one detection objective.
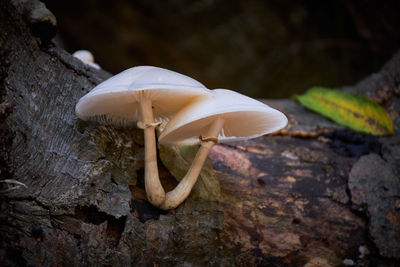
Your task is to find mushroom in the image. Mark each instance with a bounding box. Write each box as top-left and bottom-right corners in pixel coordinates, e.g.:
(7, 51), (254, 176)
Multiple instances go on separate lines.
(158, 89), (288, 209)
(73, 50), (101, 69)
(75, 66), (211, 206)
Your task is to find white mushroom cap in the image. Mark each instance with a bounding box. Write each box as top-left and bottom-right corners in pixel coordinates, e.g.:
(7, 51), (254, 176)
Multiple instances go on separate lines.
(159, 89), (288, 145)
(73, 50), (95, 63)
(75, 66), (211, 125)
(73, 50), (101, 69)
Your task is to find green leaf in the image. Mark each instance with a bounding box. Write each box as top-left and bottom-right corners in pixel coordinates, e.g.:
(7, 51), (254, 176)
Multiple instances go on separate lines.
(295, 87), (393, 136)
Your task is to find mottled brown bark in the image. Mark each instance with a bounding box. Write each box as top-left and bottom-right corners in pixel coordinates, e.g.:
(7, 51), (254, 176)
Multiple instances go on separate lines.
(1, 0), (400, 266)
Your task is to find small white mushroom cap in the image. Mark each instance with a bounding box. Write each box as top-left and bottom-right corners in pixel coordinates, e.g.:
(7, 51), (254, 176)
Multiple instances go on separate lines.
(75, 66), (211, 125)
(73, 50), (95, 63)
(73, 50), (101, 69)
(159, 89), (288, 145)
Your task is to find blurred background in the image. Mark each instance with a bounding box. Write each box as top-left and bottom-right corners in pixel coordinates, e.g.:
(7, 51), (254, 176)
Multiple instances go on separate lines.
(43, 0), (400, 98)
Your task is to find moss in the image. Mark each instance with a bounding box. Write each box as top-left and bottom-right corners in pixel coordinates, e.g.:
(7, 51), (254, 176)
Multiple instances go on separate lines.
(87, 124), (144, 185)
(159, 143), (221, 202)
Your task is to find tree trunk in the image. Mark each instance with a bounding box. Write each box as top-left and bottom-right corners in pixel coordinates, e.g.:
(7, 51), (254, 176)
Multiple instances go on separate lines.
(1, 1), (399, 266)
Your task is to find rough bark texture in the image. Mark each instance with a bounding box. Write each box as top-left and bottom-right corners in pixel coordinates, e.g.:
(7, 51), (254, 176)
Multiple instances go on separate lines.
(1, 0), (400, 266)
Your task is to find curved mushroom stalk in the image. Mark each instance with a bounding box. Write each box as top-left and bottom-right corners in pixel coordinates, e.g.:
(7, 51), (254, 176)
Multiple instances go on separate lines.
(159, 118), (224, 210)
(139, 98), (165, 206)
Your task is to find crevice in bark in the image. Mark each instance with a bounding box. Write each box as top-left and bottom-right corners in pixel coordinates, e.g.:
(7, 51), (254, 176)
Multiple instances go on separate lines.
(131, 199), (168, 223)
(74, 205), (127, 247)
(322, 129), (382, 157)
(0, 25), (14, 191)
(5, 246), (27, 267)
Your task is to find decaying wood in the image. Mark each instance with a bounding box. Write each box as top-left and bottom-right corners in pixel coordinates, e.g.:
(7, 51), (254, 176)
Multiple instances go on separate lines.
(1, 0), (399, 266)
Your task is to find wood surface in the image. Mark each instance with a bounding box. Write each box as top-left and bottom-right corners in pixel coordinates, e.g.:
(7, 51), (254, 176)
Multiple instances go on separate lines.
(1, 1), (399, 266)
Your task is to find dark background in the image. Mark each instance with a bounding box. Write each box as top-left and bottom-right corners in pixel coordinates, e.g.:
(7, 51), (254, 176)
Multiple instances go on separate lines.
(43, 0), (400, 98)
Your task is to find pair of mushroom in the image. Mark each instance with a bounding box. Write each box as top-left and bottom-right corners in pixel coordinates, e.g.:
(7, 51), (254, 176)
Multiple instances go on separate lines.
(75, 66), (287, 210)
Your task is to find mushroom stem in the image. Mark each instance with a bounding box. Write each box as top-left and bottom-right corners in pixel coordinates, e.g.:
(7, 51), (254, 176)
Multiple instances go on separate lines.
(139, 98), (165, 206)
(159, 117), (225, 210)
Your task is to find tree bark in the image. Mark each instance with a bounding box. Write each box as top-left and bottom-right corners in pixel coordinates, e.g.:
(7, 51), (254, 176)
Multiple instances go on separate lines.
(1, 1), (399, 266)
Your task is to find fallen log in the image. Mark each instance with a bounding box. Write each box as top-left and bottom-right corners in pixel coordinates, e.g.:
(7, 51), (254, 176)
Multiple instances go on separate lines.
(1, 0), (399, 265)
